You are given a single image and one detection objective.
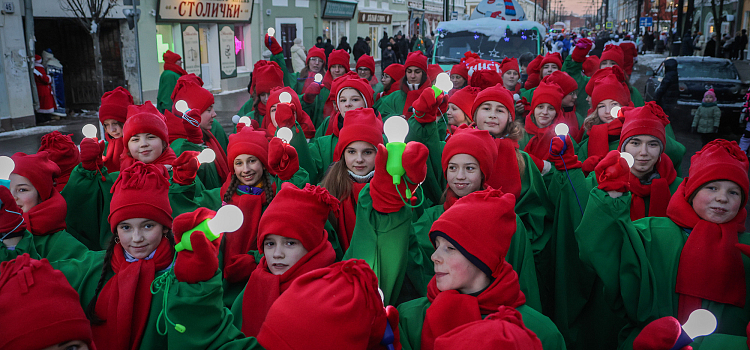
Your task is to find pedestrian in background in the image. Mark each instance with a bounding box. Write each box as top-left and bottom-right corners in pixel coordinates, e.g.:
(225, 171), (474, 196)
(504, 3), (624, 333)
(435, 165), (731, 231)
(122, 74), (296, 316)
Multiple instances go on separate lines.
(693, 32), (704, 56)
(324, 38), (334, 59)
(692, 89), (722, 146)
(290, 38), (307, 73)
(353, 37), (368, 62)
(337, 36), (351, 54)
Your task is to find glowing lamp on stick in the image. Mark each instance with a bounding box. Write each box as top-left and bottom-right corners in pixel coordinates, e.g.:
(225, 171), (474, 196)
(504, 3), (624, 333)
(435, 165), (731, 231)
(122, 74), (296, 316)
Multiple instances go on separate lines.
(175, 205), (244, 252)
(432, 72), (452, 97)
(239, 116), (252, 127)
(82, 124), (98, 139)
(197, 149), (216, 164)
(175, 100), (190, 114)
(267, 27), (275, 37)
(279, 92), (292, 104)
(314, 73), (323, 83)
(670, 309), (717, 350)
(277, 127), (293, 143)
(383, 117), (409, 186)
(620, 152), (635, 168)
(610, 106), (622, 119)
(0, 156), (14, 188)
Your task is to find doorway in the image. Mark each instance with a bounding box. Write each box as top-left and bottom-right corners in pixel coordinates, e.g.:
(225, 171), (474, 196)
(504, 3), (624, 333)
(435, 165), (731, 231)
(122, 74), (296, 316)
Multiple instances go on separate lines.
(281, 23), (297, 71)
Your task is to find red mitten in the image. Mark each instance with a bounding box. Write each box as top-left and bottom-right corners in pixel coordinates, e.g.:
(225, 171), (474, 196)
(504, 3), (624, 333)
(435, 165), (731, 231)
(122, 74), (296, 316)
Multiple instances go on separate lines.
(421, 290), (481, 350)
(581, 155), (603, 175)
(595, 150), (630, 192)
(303, 82), (322, 104)
(80, 137), (104, 171)
(268, 137), (299, 180)
(272, 103), (296, 128)
(549, 135), (582, 171)
(572, 38), (594, 62)
(174, 208), (222, 284)
(172, 151), (200, 186)
(182, 109), (204, 144)
(0, 186), (26, 235)
(370, 142), (429, 213)
(412, 88), (444, 124)
(265, 34), (283, 55)
(632, 316), (692, 350)
(385, 306), (402, 350)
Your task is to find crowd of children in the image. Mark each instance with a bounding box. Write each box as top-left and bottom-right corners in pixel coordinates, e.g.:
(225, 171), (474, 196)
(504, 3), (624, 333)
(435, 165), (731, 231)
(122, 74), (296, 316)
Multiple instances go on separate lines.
(3, 33), (750, 350)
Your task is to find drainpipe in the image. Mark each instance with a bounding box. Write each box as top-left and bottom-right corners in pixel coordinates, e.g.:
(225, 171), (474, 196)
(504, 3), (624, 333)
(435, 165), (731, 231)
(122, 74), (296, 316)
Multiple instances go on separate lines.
(24, 0), (39, 111)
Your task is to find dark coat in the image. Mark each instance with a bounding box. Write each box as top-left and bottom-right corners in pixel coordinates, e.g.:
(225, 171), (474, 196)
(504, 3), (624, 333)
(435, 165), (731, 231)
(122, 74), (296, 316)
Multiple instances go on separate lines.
(704, 38), (717, 57)
(680, 32), (694, 56)
(353, 37), (369, 61)
(653, 59), (679, 104)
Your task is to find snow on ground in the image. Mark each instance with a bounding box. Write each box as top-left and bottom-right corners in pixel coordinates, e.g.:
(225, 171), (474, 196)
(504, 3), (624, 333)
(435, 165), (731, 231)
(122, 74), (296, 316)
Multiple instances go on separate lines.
(0, 125), (65, 140)
(215, 87), (246, 96)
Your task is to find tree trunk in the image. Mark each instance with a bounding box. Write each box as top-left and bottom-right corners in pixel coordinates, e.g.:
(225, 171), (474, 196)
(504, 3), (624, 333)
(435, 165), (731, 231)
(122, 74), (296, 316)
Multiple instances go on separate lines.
(711, 0), (724, 57)
(637, 0), (644, 36)
(91, 30), (105, 100)
(683, 0), (695, 35)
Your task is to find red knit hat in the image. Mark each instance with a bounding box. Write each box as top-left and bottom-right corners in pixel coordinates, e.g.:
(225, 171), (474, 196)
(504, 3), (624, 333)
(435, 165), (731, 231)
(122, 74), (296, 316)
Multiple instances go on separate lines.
(620, 42), (638, 76)
(470, 69), (504, 90)
(540, 52), (563, 69)
(617, 101), (670, 152)
(526, 55), (543, 74)
(542, 71), (578, 95)
(11, 151), (60, 202)
(384, 63), (405, 83)
(448, 86), (481, 121)
(524, 73), (541, 90)
(124, 101), (169, 145)
(428, 64), (445, 82)
(434, 306), (543, 350)
(404, 51), (428, 73)
(333, 108), (383, 162)
(600, 44), (625, 69)
(39, 131), (80, 175)
(632, 316), (692, 350)
(499, 57), (520, 74)
(0, 254), (96, 350)
(471, 84), (516, 121)
(227, 126), (270, 171)
(356, 54), (376, 74)
(589, 74), (631, 114)
(257, 183), (340, 252)
(257, 259), (390, 350)
(530, 81), (564, 123)
(306, 46), (326, 65)
(430, 188), (517, 277)
(99, 86), (134, 124)
(163, 50), (181, 64)
(109, 162), (172, 233)
(333, 74), (375, 109)
(450, 62), (469, 81)
(252, 60), (284, 95)
(441, 125), (498, 179)
(328, 49), (351, 70)
(171, 79), (215, 115)
(685, 139), (750, 207)
(177, 73), (204, 87)
(582, 55), (600, 77)
(267, 86), (307, 118)
(585, 65), (627, 96)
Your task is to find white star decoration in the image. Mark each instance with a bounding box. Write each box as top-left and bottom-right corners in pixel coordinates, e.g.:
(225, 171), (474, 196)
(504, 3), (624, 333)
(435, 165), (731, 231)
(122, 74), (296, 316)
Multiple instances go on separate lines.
(489, 49), (500, 57)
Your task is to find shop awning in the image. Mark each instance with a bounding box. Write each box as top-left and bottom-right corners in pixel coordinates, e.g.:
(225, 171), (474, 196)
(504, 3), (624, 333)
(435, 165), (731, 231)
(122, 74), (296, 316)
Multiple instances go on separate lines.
(322, 0), (358, 19)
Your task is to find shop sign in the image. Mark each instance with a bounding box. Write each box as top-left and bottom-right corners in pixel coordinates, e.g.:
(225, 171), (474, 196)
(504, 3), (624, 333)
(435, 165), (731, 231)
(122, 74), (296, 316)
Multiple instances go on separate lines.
(181, 24), (201, 76)
(322, 0), (358, 19)
(219, 25), (237, 79)
(424, 3), (442, 13)
(158, 0), (253, 22)
(407, 1), (423, 9)
(358, 12), (392, 24)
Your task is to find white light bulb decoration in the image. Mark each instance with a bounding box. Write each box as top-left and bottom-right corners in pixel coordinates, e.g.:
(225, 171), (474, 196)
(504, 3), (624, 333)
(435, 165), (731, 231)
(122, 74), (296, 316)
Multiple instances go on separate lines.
(207, 205), (244, 234)
(175, 100), (190, 114)
(610, 106), (622, 119)
(82, 124), (98, 139)
(267, 27), (275, 37)
(197, 149), (216, 164)
(434, 72), (452, 92)
(314, 73), (323, 83)
(239, 116), (252, 126)
(683, 309), (717, 339)
(384, 117), (409, 143)
(620, 152), (635, 168)
(232, 115), (241, 124)
(0, 156), (14, 181)
(279, 92), (292, 104)
(555, 123), (569, 136)
(277, 127), (293, 143)
(513, 93), (521, 102)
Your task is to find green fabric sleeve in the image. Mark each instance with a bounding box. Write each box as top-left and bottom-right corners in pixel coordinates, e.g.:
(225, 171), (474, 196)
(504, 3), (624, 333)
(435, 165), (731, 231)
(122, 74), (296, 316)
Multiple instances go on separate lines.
(406, 117), (446, 206)
(211, 119), (229, 152)
(314, 116), (331, 139)
(49, 250), (107, 310)
(377, 91), (407, 120)
(157, 70), (181, 113)
(561, 55), (591, 116)
(1, 231), (41, 261)
(629, 85), (645, 107)
(170, 139), (224, 190)
(270, 52), (296, 90)
(61, 164), (117, 251)
(397, 297), (431, 350)
(33, 230), (90, 263)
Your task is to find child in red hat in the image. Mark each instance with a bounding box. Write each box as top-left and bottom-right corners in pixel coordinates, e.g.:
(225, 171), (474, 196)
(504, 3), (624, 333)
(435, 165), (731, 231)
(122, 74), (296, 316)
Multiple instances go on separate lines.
(521, 81), (565, 173)
(445, 86), (480, 130)
(449, 62), (469, 91)
(374, 63), (405, 104)
(38, 130), (80, 190)
(397, 188), (565, 350)
(500, 57), (522, 94)
(540, 52), (562, 79)
(291, 46), (327, 94)
(237, 60), (285, 127)
(378, 51), (432, 119)
(157, 50), (187, 112)
(356, 54), (382, 93)
(98, 86), (134, 172)
(691, 89), (722, 146)
(543, 70), (584, 142)
(7, 151), (89, 262)
(302, 49), (352, 128)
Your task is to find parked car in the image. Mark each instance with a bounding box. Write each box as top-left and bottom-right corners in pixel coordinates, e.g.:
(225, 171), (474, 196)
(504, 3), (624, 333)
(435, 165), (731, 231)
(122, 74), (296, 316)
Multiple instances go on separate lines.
(645, 57), (747, 133)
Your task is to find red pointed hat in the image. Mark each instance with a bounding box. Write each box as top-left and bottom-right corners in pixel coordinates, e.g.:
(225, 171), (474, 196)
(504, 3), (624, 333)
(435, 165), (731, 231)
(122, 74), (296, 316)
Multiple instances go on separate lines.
(617, 101), (670, 152)
(334, 108), (383, 162)
(585, 65), (627, 96)
(428, 64), (445, 82)
(39, 131), (80, 176)
(450, 62), (469, 81)
(448, 86), (481, 121)
(542, 70), (578, 95)
(328, 49), (351, 70)
(600, 44), (625, 69)
(470, 69), (504, 90)
(163, 50), (182, 64)
(499, 57), (520, 73)
(171, 79), (214, 115)
(471, 84), (516, 121)
(441, 125), (498, 179)
(530, 81), (564, 121)
(252, 60), (284, 95)
(685, 139), (750, 206)
(227, 126), (269, 171)
(306, 46), (326, 65)
(526, 55), (543, 74)
(404, 51), (428, 72)
(124, 101), (169, 145)
(332, 73), (375, 109)
(540, 52), (563, 69)
(583, 55), (600, 77)
(384, 63), (405, 82)
(11, 151), (61, 201)
(108, 162), (173, 233)
(434, 306), (543, 350)
(632, 316), (691, 350)
(356, 54), (376, 73)
(99, 86), (134, 124)
(589, 74), (631, 114)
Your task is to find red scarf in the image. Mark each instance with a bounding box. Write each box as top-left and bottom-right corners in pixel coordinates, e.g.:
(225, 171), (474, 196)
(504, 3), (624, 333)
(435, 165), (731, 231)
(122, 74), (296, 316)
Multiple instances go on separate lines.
(92, 238), (174, 350)
(23, 190), (66, 236)
(203, 130), (230, 180)
(486, 138), (522, 199)
(241, 235), (336, 336)
(119, 146), (177, 170)
(103, 135), (124, 173)
(421, 261), (526, 350)
(219, 179), (273, 283)
(336, 181), (367, 252)
(324, 112), (344, 137)
(667, 183), (747, 323)
(255, 101), (267, 118)
(560, 108), (583, 143)
(403, 82), (432, 118)
(586, 118), (623, 160)
(523, 114), (557, 161)
(629, 154), (677, 221)
(163, 62), (188, 76)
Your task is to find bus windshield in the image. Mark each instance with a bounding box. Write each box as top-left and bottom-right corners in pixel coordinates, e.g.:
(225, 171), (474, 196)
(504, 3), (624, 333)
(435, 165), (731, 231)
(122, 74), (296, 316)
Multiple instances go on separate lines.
(434, 29), (540, 64)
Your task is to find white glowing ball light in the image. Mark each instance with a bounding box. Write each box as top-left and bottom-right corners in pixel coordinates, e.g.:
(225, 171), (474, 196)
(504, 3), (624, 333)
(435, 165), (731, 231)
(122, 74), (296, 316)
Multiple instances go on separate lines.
(82, 124), (98, 139)
(277, 127), (293, 143)
(207, 204), (244, 234)
(267, 27), (275, 37)
(175, 100), (190, 114)
(384, 117), (409, 143)
(314, 73), (323, 83)
(620, 152), (635, 168)
(513, 94), (521, 102)
(434, 72), (453, 93)
(279, 92), (292, 104)
(683, 309), (717, 339)
(239, 116), (252, 126)
(555, 123), (569, 136)
(197, 149), (216, 164)
(232, 115), (241, 124)
(610, 106), (622, 119)
(0, 156), (14, 181)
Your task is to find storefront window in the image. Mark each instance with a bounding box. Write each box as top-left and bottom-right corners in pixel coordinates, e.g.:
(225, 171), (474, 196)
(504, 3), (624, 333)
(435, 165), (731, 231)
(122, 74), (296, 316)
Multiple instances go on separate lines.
(156, 24), (175, 71)
(235, 24), (246, 68)
(369, 26), (380, 60)
(323, 20), (348, 46)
